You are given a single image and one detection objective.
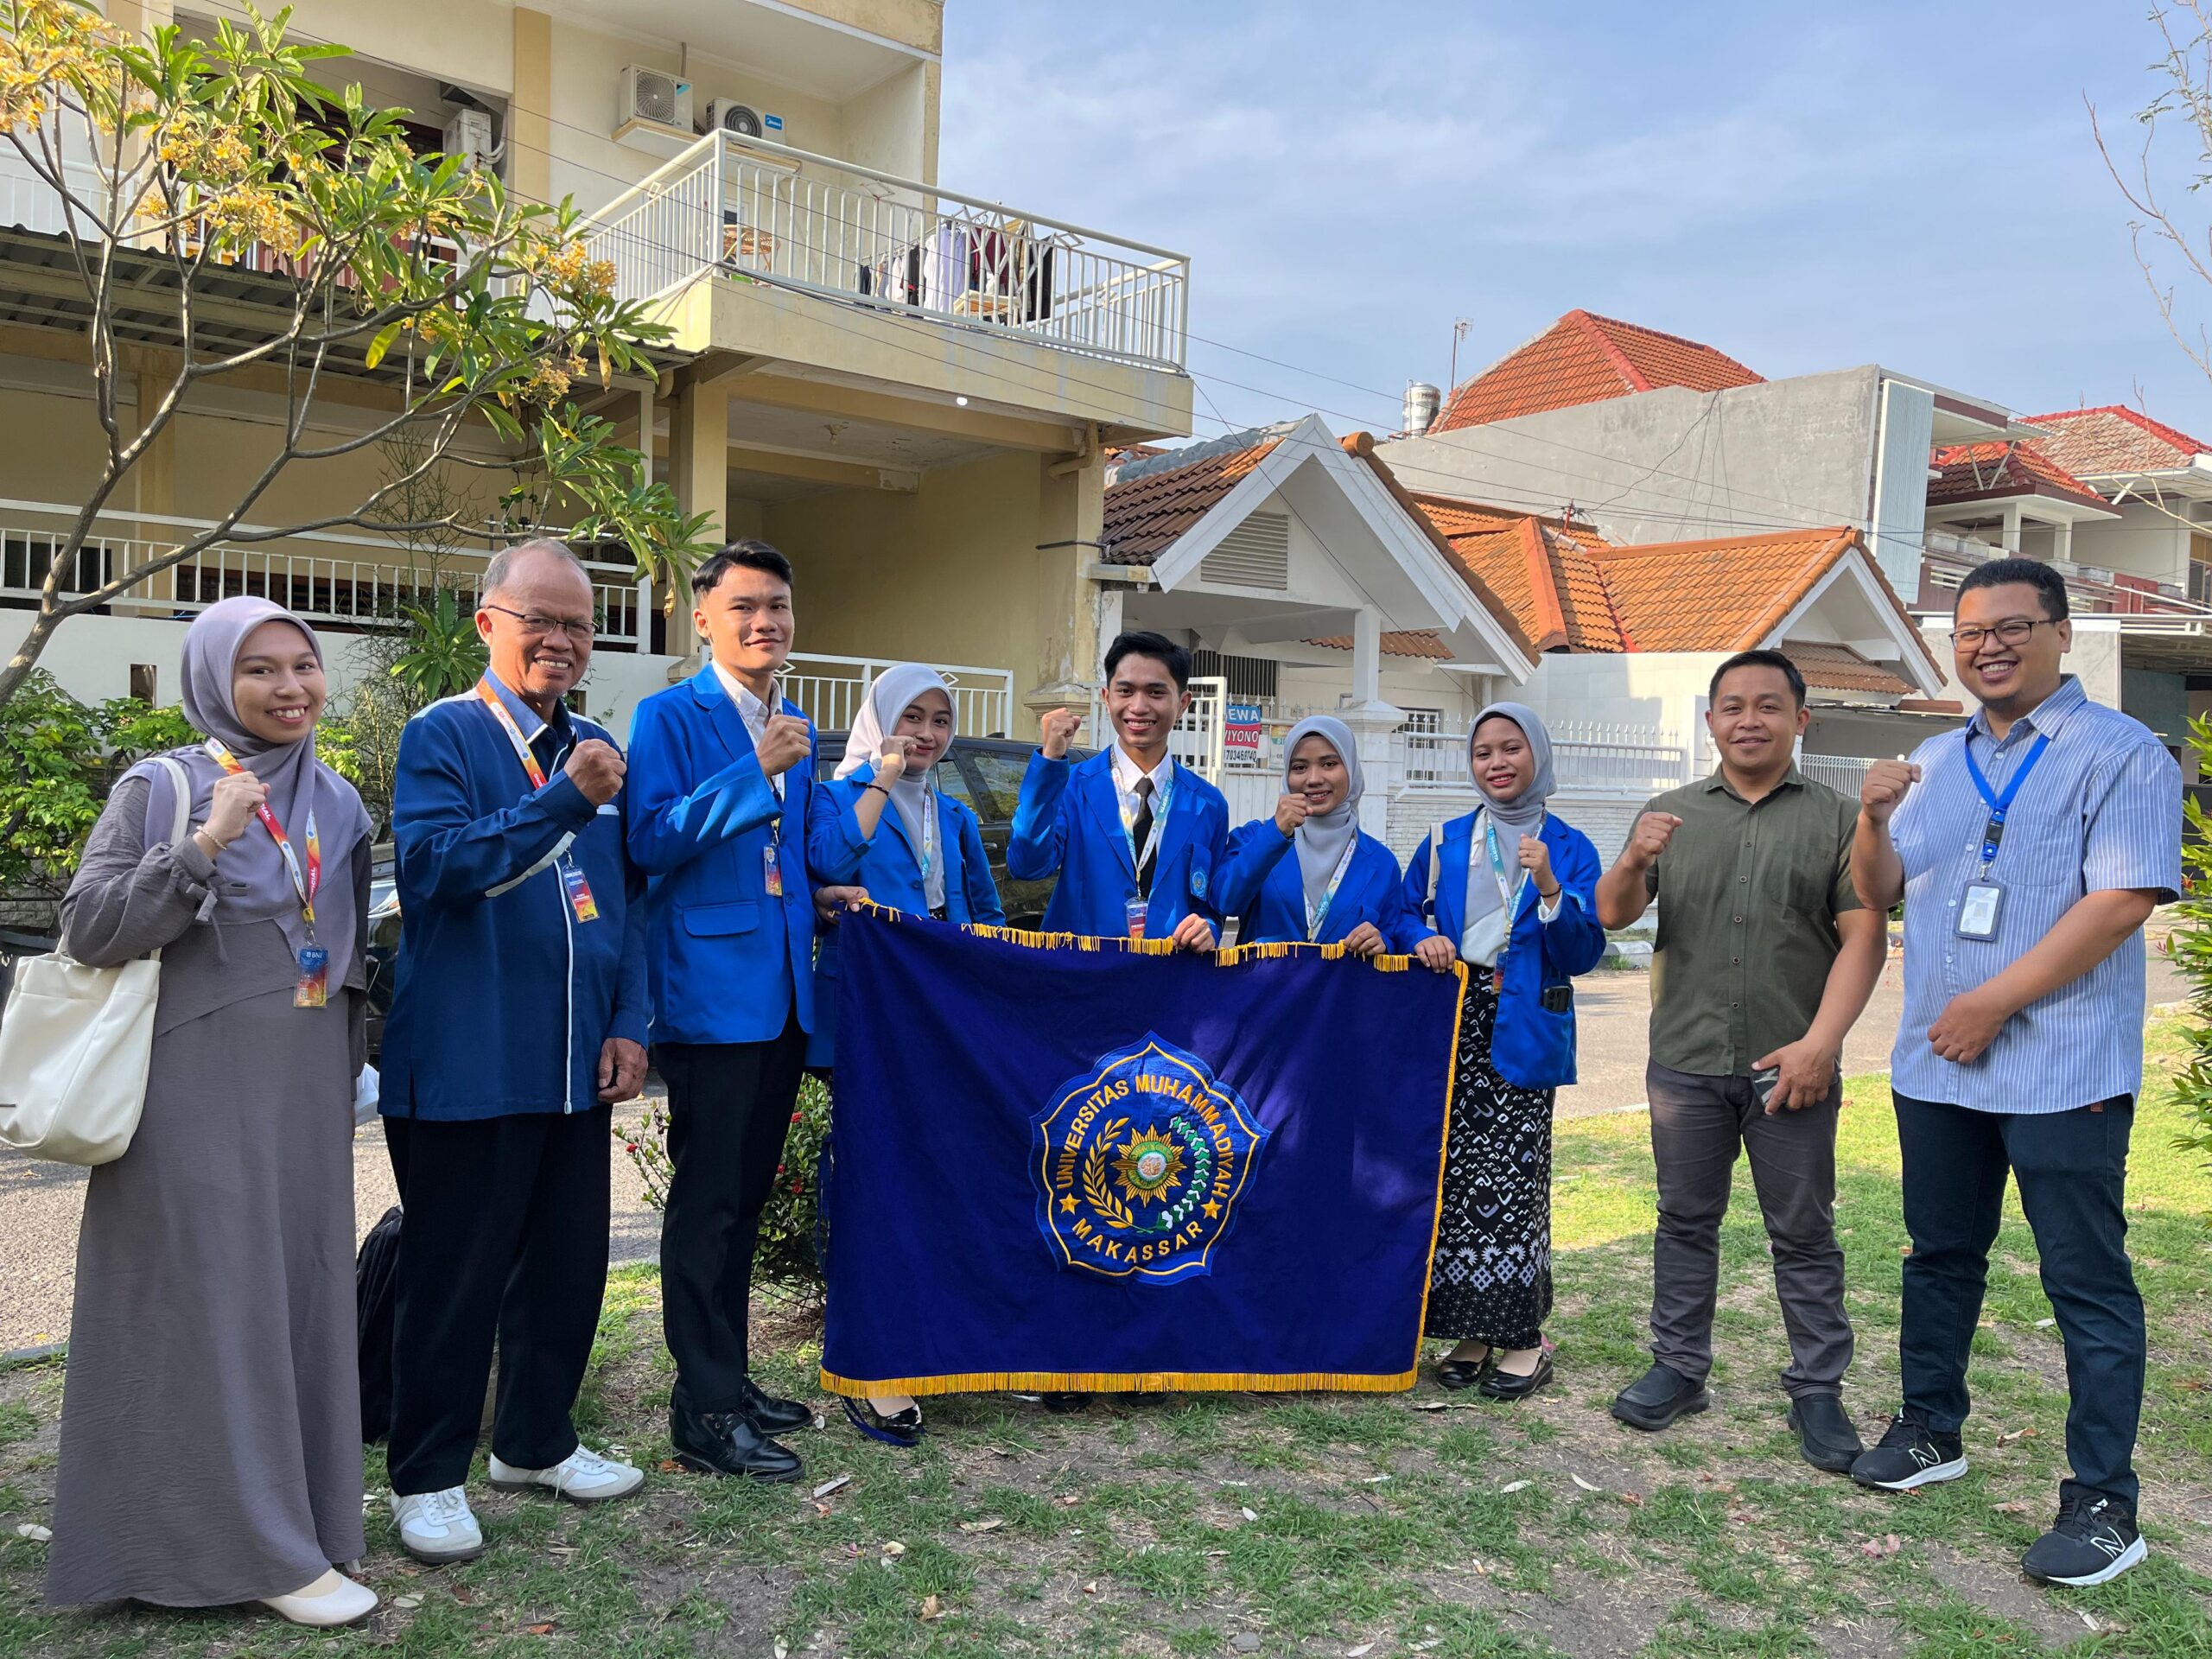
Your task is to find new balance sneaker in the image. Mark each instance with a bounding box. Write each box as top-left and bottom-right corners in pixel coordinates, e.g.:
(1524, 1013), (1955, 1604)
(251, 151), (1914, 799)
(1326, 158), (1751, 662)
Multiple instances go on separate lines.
(2021, 1487), (2146, 1587)
(391, 1486), (485, 1564)
(488, 1443), (644, 1505)
(1849, 1412), (1967, 1491)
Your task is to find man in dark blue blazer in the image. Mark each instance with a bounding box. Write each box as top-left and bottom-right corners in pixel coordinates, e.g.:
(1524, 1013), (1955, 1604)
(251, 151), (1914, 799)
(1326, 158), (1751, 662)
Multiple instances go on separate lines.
(1007, 631), (1228, 950)
(626, 542), (864, 1482)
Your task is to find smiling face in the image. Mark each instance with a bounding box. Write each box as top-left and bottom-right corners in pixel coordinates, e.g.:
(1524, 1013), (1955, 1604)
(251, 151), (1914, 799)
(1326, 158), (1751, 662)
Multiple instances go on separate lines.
(695, 562), (794, 684)
(1706, 664), (1808, 778)
(1104, 652), (1189, 763)
(1954, 581), (2069, 715)
(1469, 715), (1534, 802)
(230, 619), (325, 744)
(1286, 732), (1349, 814)
(891, 688), (954, 772)
(479, 547), (596, 712)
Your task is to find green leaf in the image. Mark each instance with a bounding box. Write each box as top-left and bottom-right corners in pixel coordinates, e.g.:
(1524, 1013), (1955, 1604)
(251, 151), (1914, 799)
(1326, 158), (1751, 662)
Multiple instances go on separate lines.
(362, 319), (404, 372)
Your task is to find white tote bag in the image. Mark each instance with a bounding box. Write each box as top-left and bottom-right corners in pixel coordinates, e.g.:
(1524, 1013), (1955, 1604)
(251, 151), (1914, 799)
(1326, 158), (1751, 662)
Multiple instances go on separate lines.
(0, 754), (190, 1166)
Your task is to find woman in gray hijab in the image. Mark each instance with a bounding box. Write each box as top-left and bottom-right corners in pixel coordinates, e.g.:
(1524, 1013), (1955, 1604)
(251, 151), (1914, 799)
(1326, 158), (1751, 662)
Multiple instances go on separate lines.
(45, 597), (377, 1626)
(1217, 715), (1423, 953)
(1402, 702), (1606, 1401)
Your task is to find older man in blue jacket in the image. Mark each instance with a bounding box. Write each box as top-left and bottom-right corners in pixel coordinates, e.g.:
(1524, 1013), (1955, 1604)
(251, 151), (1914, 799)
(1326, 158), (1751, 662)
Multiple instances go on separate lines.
(380, 540), (651, 1566)
(626, 540), (865, 1483)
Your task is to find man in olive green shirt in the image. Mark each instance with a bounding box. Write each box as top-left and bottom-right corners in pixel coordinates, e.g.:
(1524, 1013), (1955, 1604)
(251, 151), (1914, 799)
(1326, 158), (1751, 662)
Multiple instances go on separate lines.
(1594, 651), (1887, 1474)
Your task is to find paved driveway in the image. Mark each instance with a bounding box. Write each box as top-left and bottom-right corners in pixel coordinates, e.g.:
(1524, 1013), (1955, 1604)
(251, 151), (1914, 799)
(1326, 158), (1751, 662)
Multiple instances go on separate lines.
(1, 931), (2187, 1351)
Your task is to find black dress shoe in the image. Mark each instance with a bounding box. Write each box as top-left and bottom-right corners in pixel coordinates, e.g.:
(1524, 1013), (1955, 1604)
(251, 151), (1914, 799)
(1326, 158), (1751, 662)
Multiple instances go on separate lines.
(670, 1402), (803, 1482)
(735, 1376), (816, 1436)
(1786, 1391), (1864, 1473)
(1609, 1362), (1710, 1431)
(1042, 1392), (1090, 1414)
(842, 1395), (925, 1448)
(1478, 1351), (1553, 1401)
(1435, 1351), (1491, 1391)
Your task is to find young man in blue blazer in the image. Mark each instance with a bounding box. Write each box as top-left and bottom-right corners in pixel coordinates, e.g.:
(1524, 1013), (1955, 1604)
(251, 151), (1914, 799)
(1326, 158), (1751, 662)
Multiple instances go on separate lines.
(1007, 631), (1228, 950)
(626, 542), (865, 1484)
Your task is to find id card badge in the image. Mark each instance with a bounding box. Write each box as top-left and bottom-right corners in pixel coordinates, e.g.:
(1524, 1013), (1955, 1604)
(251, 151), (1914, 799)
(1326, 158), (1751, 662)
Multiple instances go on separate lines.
(1957, 880), (2004, 941)
(294, 944), (330, 1008)
(762, 840), (785, 898)
(560, 860), (601, 924)
(1124, 896), (1149, 940)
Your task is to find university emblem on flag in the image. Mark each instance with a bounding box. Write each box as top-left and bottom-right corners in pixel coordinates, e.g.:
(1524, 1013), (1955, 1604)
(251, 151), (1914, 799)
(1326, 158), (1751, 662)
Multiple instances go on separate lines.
(1030, 1033), (1268, 1282)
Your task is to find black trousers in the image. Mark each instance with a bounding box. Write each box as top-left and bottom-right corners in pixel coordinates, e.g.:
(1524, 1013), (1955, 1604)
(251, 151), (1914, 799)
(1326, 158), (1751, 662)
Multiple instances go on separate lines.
(657, 1014), (807, 1413)
(383, 1107), (612, 1497)
(1894, 1091), (2145, 1508)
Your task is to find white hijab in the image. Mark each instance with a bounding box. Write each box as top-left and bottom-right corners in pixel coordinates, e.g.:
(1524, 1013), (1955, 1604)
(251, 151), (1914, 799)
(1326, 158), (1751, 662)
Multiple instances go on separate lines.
(1281, 715), (1363, 912)
(836, 664), (955, 908)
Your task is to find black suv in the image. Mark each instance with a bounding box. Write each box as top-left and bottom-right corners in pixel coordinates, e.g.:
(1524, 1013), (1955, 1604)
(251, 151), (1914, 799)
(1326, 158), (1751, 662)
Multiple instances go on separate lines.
(362, 733), (1061, 1057)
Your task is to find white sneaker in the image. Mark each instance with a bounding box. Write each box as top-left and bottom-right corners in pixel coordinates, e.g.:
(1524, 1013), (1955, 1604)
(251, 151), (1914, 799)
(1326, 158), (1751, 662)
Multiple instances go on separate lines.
(262, 1567), (379, 1626)
(488, 1443), (643, 1505)
(391, 1486), (485, 1563)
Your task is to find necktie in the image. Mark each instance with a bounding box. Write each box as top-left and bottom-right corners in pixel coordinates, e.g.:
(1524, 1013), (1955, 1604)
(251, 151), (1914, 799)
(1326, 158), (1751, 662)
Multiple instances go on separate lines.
(1130, 776), (1156, 897)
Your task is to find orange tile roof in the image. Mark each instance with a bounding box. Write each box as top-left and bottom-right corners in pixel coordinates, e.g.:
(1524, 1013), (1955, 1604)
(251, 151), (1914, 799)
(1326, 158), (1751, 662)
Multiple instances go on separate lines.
(1101, 435), (1279, 563)
(2021, 405), (2212, 478)
(1302, 630), (1453, 660)
(1781, 641), (1913, 697)
(1406, 491), (1623, 653)
(1928, 441), (2108, 513)
(1586, 527), (1868, 653)
(1431, 309), (1763, 433)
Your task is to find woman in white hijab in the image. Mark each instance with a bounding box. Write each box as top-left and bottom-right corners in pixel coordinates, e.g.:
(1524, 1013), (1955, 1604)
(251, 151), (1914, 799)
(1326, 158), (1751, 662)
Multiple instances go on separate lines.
(811, 664), (1005, 1447)
(1401, 702), (1606, 1401)
(1217, 715), (1423, 953)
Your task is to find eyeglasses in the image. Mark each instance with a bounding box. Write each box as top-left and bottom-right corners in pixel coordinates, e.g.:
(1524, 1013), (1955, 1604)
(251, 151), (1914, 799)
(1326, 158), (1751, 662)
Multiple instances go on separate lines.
(1948, 617), (2055, 651)
(483, 602), (596, 639)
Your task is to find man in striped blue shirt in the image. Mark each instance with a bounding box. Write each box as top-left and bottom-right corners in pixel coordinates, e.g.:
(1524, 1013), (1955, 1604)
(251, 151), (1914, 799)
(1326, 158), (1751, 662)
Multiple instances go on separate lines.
(1849, 558), (2181, 1589)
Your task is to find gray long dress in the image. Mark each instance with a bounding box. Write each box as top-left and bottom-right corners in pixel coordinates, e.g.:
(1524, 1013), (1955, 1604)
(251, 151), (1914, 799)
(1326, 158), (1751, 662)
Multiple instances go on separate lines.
(44, 772), (370, 1608)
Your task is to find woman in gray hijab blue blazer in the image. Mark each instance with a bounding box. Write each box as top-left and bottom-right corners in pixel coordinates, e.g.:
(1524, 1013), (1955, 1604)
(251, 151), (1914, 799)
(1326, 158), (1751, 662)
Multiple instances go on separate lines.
(1401, 702), (1605, 1402)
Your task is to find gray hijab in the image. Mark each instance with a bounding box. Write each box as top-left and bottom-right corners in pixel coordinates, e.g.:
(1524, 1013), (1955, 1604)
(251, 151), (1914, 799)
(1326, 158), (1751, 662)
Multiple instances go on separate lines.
(125, 595), (370, 969)
(1460, 702), (1555, 945)
(836, 664), (954, 909)
(1281, 715), (1363, 913)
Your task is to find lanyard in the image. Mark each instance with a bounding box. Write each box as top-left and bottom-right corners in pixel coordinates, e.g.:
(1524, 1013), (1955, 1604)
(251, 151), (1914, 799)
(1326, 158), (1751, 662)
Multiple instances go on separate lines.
(1480, 810), (1534, 925)
(203, 741), (319, 938)
(1961, 729), (2050, 871)
(1120, 760), (1173, 872)
(1303, 833), (1360, 941)
(911, 779), (938, 885)
(474, 678), (556, 790)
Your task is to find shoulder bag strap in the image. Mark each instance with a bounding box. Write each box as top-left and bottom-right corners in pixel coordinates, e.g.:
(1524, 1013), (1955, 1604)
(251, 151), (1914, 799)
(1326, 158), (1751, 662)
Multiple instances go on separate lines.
(1425, 820), (1445, 915)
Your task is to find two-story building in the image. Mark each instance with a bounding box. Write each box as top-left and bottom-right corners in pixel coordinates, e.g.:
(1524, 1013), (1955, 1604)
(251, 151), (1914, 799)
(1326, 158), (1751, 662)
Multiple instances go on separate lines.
(1, 0), (1194, 744)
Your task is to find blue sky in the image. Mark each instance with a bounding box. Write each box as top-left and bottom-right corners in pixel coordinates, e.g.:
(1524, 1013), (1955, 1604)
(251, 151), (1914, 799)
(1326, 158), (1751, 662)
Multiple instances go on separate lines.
(939, 1), (2212, 444)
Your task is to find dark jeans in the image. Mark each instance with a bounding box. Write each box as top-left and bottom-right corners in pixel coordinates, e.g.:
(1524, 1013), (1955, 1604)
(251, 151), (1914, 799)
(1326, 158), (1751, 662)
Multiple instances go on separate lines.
(1645, 1062), (1852, 1397)
(1893, 1091), (2144, 1507)
(383, 1107), (612, 1497)
(657, 1014), (808, 1414)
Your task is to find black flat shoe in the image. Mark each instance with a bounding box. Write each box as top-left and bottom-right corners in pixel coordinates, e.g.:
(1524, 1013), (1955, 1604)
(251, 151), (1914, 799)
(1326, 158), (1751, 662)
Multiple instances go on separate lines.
(1478, 1352), (1553, 1401)
(1042, 1392), (1090, 1414)
(1435, 1351), (1491, 1391)
(669, 1403), (803, 1482)
(841, 1395), (925, 1448)
(735, 1376), (816, 1436)
(1787, 1392), (1863, 1474)
(1610, 1362), (1710, 1431)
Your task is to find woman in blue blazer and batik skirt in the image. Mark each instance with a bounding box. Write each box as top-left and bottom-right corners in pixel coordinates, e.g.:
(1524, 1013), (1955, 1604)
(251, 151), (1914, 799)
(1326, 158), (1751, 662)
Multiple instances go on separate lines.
(1401, 702), (1605, 1402)
(809, 664), (1004, 1449)
(1218, 715), (1424, 954)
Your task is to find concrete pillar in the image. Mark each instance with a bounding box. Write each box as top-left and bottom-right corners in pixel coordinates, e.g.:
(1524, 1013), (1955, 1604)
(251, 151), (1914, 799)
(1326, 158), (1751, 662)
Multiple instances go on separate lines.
(670, 381), (726, 546)
(632, 382), (656, 646)
(2000, 502), (2023, 555)
(1338, 698), (1407, 839)
(2054, 520), (2074, 565)
(510, 9), (554, 205)
(1351, 606), (1382, 705)
(1023, 448), (1106, 727)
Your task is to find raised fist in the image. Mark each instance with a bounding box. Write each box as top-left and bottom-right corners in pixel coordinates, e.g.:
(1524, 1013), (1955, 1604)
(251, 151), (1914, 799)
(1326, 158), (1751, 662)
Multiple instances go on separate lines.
(1859, 760), (1920, 827)
(1039, 707), (1082, 760)
(203, 770), (269, 846)
(1626, 810), (1682, 868)
(756, 712), (812, 777)
(563, 738), (626, 805)
(1274, 793), (1309, 836)
(874, 734), (918, 781)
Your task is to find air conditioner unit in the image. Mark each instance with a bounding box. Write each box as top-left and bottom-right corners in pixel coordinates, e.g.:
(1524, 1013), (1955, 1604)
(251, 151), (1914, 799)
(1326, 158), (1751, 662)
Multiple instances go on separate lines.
(442, 107), (494, 167)
(701, 98), (766, 138)
(619, 65), (692, 132)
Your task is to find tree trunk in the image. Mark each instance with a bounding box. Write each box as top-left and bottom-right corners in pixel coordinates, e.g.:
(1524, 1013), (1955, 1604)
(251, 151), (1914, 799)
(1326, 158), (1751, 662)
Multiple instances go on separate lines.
(0, 607), (67, 713)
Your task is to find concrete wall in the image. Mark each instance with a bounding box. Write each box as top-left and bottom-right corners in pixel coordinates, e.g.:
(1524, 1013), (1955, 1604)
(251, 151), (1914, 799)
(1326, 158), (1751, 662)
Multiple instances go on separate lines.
(1377, 365), (1883, 550)
(2067, 500), (2196, 588)
(2122, 665), (2189, 746)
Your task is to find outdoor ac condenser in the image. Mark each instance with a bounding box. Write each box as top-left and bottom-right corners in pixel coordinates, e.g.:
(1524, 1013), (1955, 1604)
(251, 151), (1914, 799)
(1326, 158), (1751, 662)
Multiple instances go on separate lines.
(619, 65), (693, 133)
(442, 108), (494, 167)
(700, 99), (766, 138)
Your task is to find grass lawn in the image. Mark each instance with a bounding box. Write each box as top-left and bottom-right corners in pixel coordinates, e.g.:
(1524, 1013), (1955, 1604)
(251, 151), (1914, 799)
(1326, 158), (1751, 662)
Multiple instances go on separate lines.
(3, 1024), (2210, 1658)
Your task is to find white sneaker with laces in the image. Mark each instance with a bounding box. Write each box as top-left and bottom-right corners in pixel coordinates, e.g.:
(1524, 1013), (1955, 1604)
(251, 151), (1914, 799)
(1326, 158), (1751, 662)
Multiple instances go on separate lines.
(261, 1567), (379, 1626)
(488, 1443), (643, 1505)
(391, 1486), (485, 1563)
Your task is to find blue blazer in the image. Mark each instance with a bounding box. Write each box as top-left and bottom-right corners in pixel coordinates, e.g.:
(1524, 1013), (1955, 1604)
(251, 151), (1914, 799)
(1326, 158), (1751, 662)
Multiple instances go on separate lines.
(1006, 750), (1228, 938)
(1218, 821), (1427, 952)
(624, 666), (864, 1045)
(807, 773), (1007, 1069)
(1402, 811), (1606, 1090)
(381, 675), (648, 1122)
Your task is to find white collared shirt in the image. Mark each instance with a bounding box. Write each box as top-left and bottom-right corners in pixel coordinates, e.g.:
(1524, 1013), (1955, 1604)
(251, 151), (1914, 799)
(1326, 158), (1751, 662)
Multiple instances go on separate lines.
(713, 661), (783, 800)
(1110, 744), (1174, 871)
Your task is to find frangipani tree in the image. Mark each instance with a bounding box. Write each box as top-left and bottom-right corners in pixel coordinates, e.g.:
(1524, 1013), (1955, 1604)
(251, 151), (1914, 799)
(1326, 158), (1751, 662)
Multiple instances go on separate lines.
(0, 0), (713, 709)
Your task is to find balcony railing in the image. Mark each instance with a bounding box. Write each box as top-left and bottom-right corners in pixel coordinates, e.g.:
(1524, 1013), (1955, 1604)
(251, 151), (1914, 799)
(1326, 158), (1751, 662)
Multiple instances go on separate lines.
(1920, 541), (2212, 619)
(779, 652), (1014, 741)
(584, 130), (1190, 372)
(0, 502), (645, 647)
(1396, 721), (1692, 794)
